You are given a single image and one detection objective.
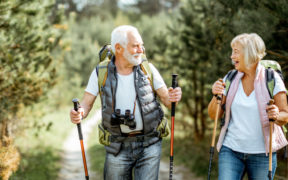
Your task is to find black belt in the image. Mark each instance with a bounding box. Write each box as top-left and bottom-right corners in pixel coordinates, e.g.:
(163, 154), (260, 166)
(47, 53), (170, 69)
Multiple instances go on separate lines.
(109, 131), (160, 143)
(122, 131), (143, 137)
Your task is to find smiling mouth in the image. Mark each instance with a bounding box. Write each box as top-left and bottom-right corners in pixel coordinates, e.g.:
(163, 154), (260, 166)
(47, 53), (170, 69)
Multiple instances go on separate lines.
(232, 60), (239, 66)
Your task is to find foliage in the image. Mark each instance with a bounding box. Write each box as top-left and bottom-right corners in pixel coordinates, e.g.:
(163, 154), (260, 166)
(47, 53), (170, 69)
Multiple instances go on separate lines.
(0, 0), (64, 178)
(0, 137), (20, 180)
(129, 0), (181, 16)
(153, 0), (288, 140)
(0, 0), (64, 133)
(59, 14), (114, 87)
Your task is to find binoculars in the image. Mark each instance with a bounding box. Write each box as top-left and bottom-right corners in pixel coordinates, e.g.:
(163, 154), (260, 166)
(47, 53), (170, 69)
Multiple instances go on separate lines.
(111, 109), (136, 130)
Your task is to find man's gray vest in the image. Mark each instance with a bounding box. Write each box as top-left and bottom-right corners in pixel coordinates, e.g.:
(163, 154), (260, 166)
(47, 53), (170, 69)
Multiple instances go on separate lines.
(98, 58), (164, 155)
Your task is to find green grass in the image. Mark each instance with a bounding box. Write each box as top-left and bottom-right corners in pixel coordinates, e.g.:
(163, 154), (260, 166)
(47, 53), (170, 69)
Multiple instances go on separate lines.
(161, 135), (218, 180)
(86, 98), (105, 179)
(88, 124), (105, 180)
(10, 106), (74, 180)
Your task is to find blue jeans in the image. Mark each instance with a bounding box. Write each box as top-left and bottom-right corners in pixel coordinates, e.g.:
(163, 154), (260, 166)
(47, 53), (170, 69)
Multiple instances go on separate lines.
(219, 146), (277, 180)
(104, 140), (162, 180)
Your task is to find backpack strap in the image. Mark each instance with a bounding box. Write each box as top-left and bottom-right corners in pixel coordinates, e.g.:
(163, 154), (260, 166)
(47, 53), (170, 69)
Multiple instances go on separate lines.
(265, 67), (275, 99)
(225, 69), (238, 96)
(140, 56), (154, 91)
(96, 59), (110, 95)
(99, 45), (113, 62)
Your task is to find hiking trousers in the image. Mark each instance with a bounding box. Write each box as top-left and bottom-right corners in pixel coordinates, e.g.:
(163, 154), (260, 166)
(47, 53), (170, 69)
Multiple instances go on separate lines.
(104, 139), (162, 180)
(218, 145), (277, 180)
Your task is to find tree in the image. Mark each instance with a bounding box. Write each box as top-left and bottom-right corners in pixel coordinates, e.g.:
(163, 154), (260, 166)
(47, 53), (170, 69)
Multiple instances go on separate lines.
(0, 0), (64, 179)
(153, 0), (288, 140)
(153, 0), (235, 140)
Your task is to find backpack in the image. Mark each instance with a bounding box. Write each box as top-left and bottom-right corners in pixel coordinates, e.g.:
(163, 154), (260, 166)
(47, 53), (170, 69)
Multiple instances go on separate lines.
(96, 45), (154, 95)
(223, 60), (288, 157)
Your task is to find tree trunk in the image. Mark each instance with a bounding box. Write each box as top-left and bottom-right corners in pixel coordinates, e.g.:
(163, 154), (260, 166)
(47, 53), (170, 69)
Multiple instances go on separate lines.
(1, 119), (9, 145)
(199, 70), (206, 139)
(192, 70), (200, 139)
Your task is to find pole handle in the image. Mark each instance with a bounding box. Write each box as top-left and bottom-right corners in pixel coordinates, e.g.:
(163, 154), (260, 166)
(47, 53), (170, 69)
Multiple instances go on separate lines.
(72, 98), (80, 111)
(171, 74), (178, 116)
(72, 98), (83, 140)
(172, 74), (178, 88)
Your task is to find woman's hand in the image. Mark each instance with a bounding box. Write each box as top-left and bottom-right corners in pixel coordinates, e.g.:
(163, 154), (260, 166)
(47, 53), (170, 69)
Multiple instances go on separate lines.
(212, 79), (225, 96)
(266, 104), (285, 126)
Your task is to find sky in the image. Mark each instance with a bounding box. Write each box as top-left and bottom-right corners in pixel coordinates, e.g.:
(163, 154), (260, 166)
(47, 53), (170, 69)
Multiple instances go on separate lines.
(72, 0), (137, 11)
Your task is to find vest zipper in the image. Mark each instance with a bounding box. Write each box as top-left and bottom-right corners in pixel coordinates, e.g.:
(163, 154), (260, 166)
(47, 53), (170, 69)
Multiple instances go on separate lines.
(134, 67), (145, 133)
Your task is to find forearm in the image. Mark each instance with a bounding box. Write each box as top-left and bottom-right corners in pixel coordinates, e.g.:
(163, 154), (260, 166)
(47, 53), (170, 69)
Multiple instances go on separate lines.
(80, 101), (93, 119)
(80, 92), (97, 119)
(276, 111), (288, 126)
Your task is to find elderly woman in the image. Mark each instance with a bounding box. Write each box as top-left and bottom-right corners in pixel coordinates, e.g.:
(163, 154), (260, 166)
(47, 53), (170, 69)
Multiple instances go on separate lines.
(208, 33), (288, 179)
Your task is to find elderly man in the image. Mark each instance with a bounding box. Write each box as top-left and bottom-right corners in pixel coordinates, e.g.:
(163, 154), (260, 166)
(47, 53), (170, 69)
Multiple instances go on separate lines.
(70, 25), (182, 180)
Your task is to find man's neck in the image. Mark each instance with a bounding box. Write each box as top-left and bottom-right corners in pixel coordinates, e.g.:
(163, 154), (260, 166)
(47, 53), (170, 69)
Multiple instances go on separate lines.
(114, 57), (134, 75)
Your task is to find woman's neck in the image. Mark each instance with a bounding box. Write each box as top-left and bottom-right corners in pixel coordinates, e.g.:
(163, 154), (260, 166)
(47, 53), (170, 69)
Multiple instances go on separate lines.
(242, 62), (258, 79)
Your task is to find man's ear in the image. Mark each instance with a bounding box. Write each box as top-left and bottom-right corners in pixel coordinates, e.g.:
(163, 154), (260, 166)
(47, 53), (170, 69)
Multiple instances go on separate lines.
(115, 43), (124, 54)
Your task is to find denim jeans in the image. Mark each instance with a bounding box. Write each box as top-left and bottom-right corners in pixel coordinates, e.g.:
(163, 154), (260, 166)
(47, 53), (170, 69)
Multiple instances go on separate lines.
(104, 139), (162, 180)
(219, 146), (277, 180)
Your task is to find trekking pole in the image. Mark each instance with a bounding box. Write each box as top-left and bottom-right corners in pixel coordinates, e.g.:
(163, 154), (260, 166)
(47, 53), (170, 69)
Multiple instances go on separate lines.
(207, 80), (223, 180)
(72, 98), (89, 180)
(169, 74), (178, 180)
(268, 99), (274, 180)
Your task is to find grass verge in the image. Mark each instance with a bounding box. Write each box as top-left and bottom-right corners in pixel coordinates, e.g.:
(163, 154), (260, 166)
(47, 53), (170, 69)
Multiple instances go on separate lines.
(10, 106), (74, 180)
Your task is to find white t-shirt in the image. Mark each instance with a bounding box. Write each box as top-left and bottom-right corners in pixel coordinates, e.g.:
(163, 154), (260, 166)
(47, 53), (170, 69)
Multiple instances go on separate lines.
(85, 63), (166, 133)
(223, 71), (286, 153)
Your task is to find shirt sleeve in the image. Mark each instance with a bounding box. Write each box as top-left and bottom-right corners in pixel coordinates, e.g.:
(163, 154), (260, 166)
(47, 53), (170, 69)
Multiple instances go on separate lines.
(148, 63), (166, 90)
(85, 68), (99, 96)
(273, 71), (286, 96)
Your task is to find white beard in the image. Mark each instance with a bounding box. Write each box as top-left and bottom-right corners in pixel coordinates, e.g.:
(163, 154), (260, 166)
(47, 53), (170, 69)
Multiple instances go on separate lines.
(123, 49), (142, 66)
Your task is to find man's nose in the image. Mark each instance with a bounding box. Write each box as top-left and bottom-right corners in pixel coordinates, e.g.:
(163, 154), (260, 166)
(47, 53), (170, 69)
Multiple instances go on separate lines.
(137, 46), (144, 53)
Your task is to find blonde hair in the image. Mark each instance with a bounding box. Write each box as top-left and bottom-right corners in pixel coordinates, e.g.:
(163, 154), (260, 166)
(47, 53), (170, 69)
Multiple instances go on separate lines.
(231, 33), (266, 68)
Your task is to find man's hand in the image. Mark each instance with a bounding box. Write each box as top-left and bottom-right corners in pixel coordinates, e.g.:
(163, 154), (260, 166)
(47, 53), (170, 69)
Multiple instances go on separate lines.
(168, 87), (182, 103)
(70, 107), (84, 124)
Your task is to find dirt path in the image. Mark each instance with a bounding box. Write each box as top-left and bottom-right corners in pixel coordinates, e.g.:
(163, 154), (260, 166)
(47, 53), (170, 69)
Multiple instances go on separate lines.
(57, 111), (101, 180)
(58, 111), (203, 180)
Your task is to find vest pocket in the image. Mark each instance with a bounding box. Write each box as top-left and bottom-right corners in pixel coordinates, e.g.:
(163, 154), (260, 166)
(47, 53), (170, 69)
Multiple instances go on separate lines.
(98, 124), (111, 146)
(157, 117), (170, 138)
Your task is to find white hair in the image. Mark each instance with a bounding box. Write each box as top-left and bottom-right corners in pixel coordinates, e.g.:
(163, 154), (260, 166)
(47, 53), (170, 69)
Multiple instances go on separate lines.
(111, 25), (140, 53)
(231, 33), (266, 68)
